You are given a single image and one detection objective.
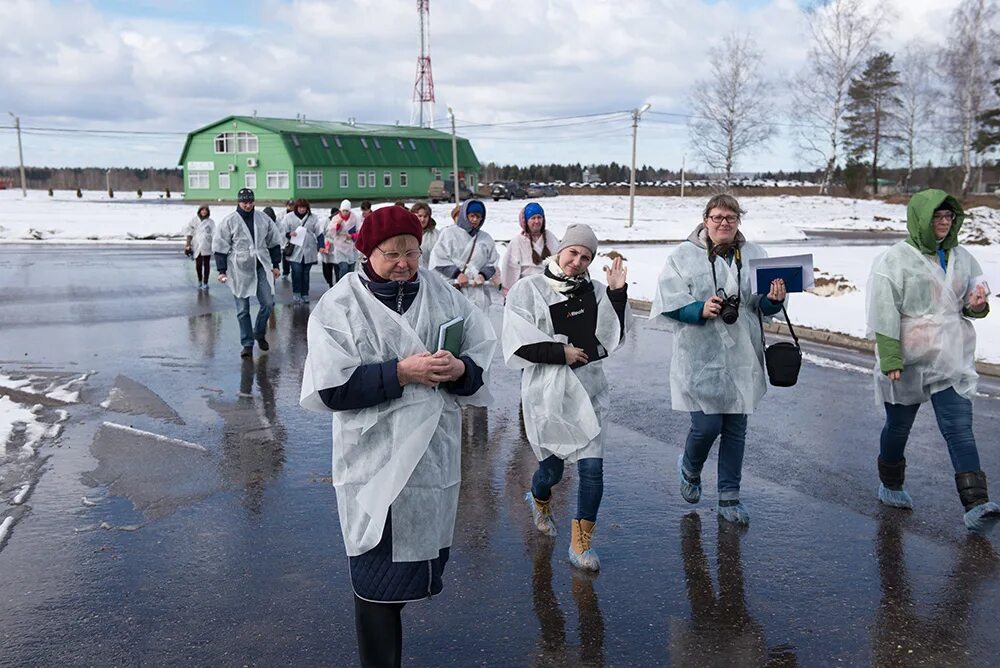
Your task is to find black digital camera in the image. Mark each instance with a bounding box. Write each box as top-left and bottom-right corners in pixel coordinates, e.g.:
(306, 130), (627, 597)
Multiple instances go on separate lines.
(716, 289), (740, 325)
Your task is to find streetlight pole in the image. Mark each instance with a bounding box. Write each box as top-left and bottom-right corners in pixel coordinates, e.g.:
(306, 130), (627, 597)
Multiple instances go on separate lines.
(626, 103), (651, 228)
(447, 106), (460, 205)
(8, 112), (26, 197)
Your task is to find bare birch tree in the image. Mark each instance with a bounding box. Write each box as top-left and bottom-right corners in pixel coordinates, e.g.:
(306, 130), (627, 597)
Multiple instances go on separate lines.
(689, 32), (774, 185)
(895, 42), (935, 191)
(940, 0), (999, 195)
(792, 0), (888, 194)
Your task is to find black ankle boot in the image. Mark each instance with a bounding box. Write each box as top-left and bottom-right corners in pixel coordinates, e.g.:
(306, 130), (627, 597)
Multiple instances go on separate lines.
(878, 457), (906, 491)
(955, 470), (990, 512)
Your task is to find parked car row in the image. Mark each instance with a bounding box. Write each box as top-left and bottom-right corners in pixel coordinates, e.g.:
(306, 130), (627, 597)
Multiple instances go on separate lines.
(489, 181), (559, 201)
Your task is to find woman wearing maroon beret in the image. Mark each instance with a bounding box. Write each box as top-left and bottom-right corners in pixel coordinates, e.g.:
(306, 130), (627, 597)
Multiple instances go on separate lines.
(300, 205), (497, 667)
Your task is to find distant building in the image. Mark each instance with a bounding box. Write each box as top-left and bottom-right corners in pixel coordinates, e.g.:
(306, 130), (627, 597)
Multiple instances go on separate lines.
(178, 116), (480, 202)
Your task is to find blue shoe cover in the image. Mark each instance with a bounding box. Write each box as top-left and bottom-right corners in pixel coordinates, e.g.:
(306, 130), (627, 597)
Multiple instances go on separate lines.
(878, 483), (914, 509)
(525, 492), (557, 537)
(718, 501), (750, 526)
(568, 544), (600, 571)
(964, 501), (1000, 533)
(678, 453), (701, 504)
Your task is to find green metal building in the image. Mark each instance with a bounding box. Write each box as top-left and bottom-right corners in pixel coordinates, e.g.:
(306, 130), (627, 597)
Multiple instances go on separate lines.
(178, 115), (480, 202)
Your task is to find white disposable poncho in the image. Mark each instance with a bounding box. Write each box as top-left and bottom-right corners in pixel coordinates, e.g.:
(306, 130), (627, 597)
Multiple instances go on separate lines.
(866, 242), (982, 404)
(280, 212), (324, 264)
(212, 209), (283, 299)
(650, 240), (773, 415)
(184, 216), (215, 257)
(323, 211), (361, 265)
(300, 268), (497, 560)
(502, 273), (628, 462)
(429, 224), (501, 310)
(420, 226), (440, 269)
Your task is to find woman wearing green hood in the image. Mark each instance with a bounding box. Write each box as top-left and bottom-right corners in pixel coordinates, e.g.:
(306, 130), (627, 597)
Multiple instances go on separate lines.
(866, 189), (998, 532)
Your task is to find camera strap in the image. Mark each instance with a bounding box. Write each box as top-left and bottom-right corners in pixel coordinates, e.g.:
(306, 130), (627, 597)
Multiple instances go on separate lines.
(710, 247), (742, 298)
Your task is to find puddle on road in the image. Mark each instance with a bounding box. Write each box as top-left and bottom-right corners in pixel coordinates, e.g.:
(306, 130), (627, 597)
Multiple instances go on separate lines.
(100, 374), (186, 424)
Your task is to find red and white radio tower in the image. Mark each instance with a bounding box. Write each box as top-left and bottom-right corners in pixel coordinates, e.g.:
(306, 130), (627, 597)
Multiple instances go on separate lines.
(411, 0), (435, 128)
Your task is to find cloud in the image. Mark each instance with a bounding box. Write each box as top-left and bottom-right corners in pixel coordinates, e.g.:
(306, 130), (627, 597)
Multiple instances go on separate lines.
(0, 0), (974, 170)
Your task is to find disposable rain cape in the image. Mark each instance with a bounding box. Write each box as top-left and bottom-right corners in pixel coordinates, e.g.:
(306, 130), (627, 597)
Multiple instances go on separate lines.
(300, 268), (496, 560)
(323, 211), (361, 265)
(503, 273), (628, 462)
(650, 238), (773, 414)
(212, 209), (283, 299)
(184, 216), (215, 257)
(866, 242), (981, 404)
(280, 212), (324, 264)
(429, 225), (501, 310)
(420, 226), (440, 269)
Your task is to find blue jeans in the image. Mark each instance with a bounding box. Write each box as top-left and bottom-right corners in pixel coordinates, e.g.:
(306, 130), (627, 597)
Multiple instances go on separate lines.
(880, 386), (980, 473)
(334, 261), (353, 283)
(290, 261), (313, 297)
(682, 412), (749, 501)
(233, 263), (274, 347)
(531, 455), (603, 522)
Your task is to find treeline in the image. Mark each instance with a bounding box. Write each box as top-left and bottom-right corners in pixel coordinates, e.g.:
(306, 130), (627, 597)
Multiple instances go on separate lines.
(482, 162), (688, 183)
(0, 166), (182, 192)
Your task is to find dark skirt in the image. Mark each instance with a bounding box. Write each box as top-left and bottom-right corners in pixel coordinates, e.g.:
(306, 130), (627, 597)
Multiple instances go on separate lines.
(349, 509), (449, 603)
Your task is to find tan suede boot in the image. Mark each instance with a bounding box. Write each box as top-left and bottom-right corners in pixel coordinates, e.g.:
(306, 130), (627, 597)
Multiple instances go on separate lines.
(569, 519), (600, 571)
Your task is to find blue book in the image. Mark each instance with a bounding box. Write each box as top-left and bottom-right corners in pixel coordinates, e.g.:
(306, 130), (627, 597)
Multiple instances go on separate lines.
(754, 266), (804, 294)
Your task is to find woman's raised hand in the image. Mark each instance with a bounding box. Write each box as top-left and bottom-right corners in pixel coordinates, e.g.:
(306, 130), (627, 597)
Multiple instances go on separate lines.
(767, 278), (786, 302)
(604, 256), (627, 290)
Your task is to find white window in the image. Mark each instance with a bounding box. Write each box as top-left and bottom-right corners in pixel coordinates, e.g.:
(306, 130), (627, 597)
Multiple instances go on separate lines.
(266, 171), (289, 189)
(334, 135), (343, 148)
(291, 134), (300, 147)
(320, 136), (329, 148)
(400, 172), (408, 187)
(214, 132), (258, 153)
(432, 168), (442, 179)
(297, 170), (323, 189)
(218, 172), (231, 190)
(397, 139), (405, 149)
(340, 171), (349, 188)
(358, 172), (367, 188)
(373, 138), (382, 150)
(360, 137), (368, 150)
(383, 171), (392, 188)
(244, 172), (256, 189)
(368, 171), (375, 187)
(409, 139), (417, 150)
(188, 171), (209, 189)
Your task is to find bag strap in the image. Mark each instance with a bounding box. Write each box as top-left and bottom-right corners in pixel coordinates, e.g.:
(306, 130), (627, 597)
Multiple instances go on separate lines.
(461, 233), (479, 274)
(757, 301), (800, 349)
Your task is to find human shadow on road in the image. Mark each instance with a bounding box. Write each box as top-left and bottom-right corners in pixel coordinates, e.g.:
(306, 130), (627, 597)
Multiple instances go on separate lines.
(670, 513), (798, 667)
(871, 511), (999, 666)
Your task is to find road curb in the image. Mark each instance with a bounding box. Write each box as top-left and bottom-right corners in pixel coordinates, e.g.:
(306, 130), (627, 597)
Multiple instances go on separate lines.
(628, 298), (1000, 379)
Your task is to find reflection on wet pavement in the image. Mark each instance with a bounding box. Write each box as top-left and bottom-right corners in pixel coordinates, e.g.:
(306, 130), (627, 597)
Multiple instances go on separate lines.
(873, 511), (999, 666)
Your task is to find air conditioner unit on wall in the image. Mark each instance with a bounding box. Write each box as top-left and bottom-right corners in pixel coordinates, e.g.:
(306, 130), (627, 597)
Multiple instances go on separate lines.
(247, 158), (259, 168)
(228, 164), (237, 172)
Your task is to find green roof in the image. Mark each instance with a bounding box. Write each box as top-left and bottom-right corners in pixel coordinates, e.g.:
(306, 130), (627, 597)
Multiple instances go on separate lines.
(179, 115), (479, 169)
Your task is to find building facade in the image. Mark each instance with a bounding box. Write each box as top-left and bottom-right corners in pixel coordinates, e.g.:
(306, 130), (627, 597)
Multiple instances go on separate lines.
(178, 116), (480, 202)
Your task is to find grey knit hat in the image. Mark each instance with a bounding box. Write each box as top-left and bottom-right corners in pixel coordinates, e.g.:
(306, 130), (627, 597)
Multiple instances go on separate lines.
(557, 224), (599, 255)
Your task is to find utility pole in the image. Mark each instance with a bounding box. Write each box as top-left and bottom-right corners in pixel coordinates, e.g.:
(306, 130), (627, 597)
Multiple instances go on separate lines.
(448, 106), (460, 205)
(106, 168), (111, 195)
(8, 112), (26, 197)
(626, 103), (651, 228)
(680, 153), (686, 198)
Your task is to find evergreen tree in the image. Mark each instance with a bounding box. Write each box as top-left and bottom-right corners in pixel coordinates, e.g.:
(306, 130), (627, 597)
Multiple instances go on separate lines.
(974, 62), (1000, 159)
(843, 51), (902, 194)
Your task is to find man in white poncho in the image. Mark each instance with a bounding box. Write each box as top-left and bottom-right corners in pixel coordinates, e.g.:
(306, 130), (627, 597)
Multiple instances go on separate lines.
(300, 205), (496, 667)
(429, 199), (501, 310)
(503, 224), (629, 572)
(866, 188), (999, 533)
(651, 194), (787, 526)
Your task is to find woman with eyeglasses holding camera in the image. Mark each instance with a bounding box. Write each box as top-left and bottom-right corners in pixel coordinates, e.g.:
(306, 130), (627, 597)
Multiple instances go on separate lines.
(651, 194), (786, 525)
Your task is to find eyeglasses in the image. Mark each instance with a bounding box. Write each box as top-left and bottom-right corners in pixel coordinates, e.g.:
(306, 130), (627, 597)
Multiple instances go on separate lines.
(375, 247), (422, 262)
(706, 214), (740, 224)
(932, 211), (955, 222)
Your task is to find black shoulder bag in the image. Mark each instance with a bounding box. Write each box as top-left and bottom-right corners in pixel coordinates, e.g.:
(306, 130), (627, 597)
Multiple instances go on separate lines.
(757, 302), (802, 387)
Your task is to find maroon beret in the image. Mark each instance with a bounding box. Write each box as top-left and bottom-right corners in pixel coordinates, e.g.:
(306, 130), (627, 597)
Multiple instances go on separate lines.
(355, 205), (423, 258)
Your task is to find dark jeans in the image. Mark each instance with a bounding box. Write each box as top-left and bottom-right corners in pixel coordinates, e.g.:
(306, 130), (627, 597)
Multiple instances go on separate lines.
(233, 263), (274, 348)
(281, 257), (290, 276)
(531, 455), (604, 522)
(322, 261), (353, 287)
(290, 261), (313, 297)
(354, 596), (404, 668)
(880, 386), (981, 473)
(683, 412), (749, 501)
(195, 255), (211, 283)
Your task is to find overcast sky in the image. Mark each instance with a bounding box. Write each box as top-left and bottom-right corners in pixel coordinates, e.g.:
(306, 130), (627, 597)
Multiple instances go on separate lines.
(0, 0), (970, 173)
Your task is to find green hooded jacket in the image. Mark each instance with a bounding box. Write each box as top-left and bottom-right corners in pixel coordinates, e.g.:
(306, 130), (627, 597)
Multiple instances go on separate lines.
(876, 189), (988, 373)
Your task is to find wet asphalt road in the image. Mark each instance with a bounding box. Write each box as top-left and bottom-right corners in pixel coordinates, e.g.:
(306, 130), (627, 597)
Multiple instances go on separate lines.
(1, 245), (999, 667)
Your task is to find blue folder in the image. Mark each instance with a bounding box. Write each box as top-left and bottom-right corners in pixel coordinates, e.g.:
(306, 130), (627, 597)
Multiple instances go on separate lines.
(755, 266), (804, 294)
